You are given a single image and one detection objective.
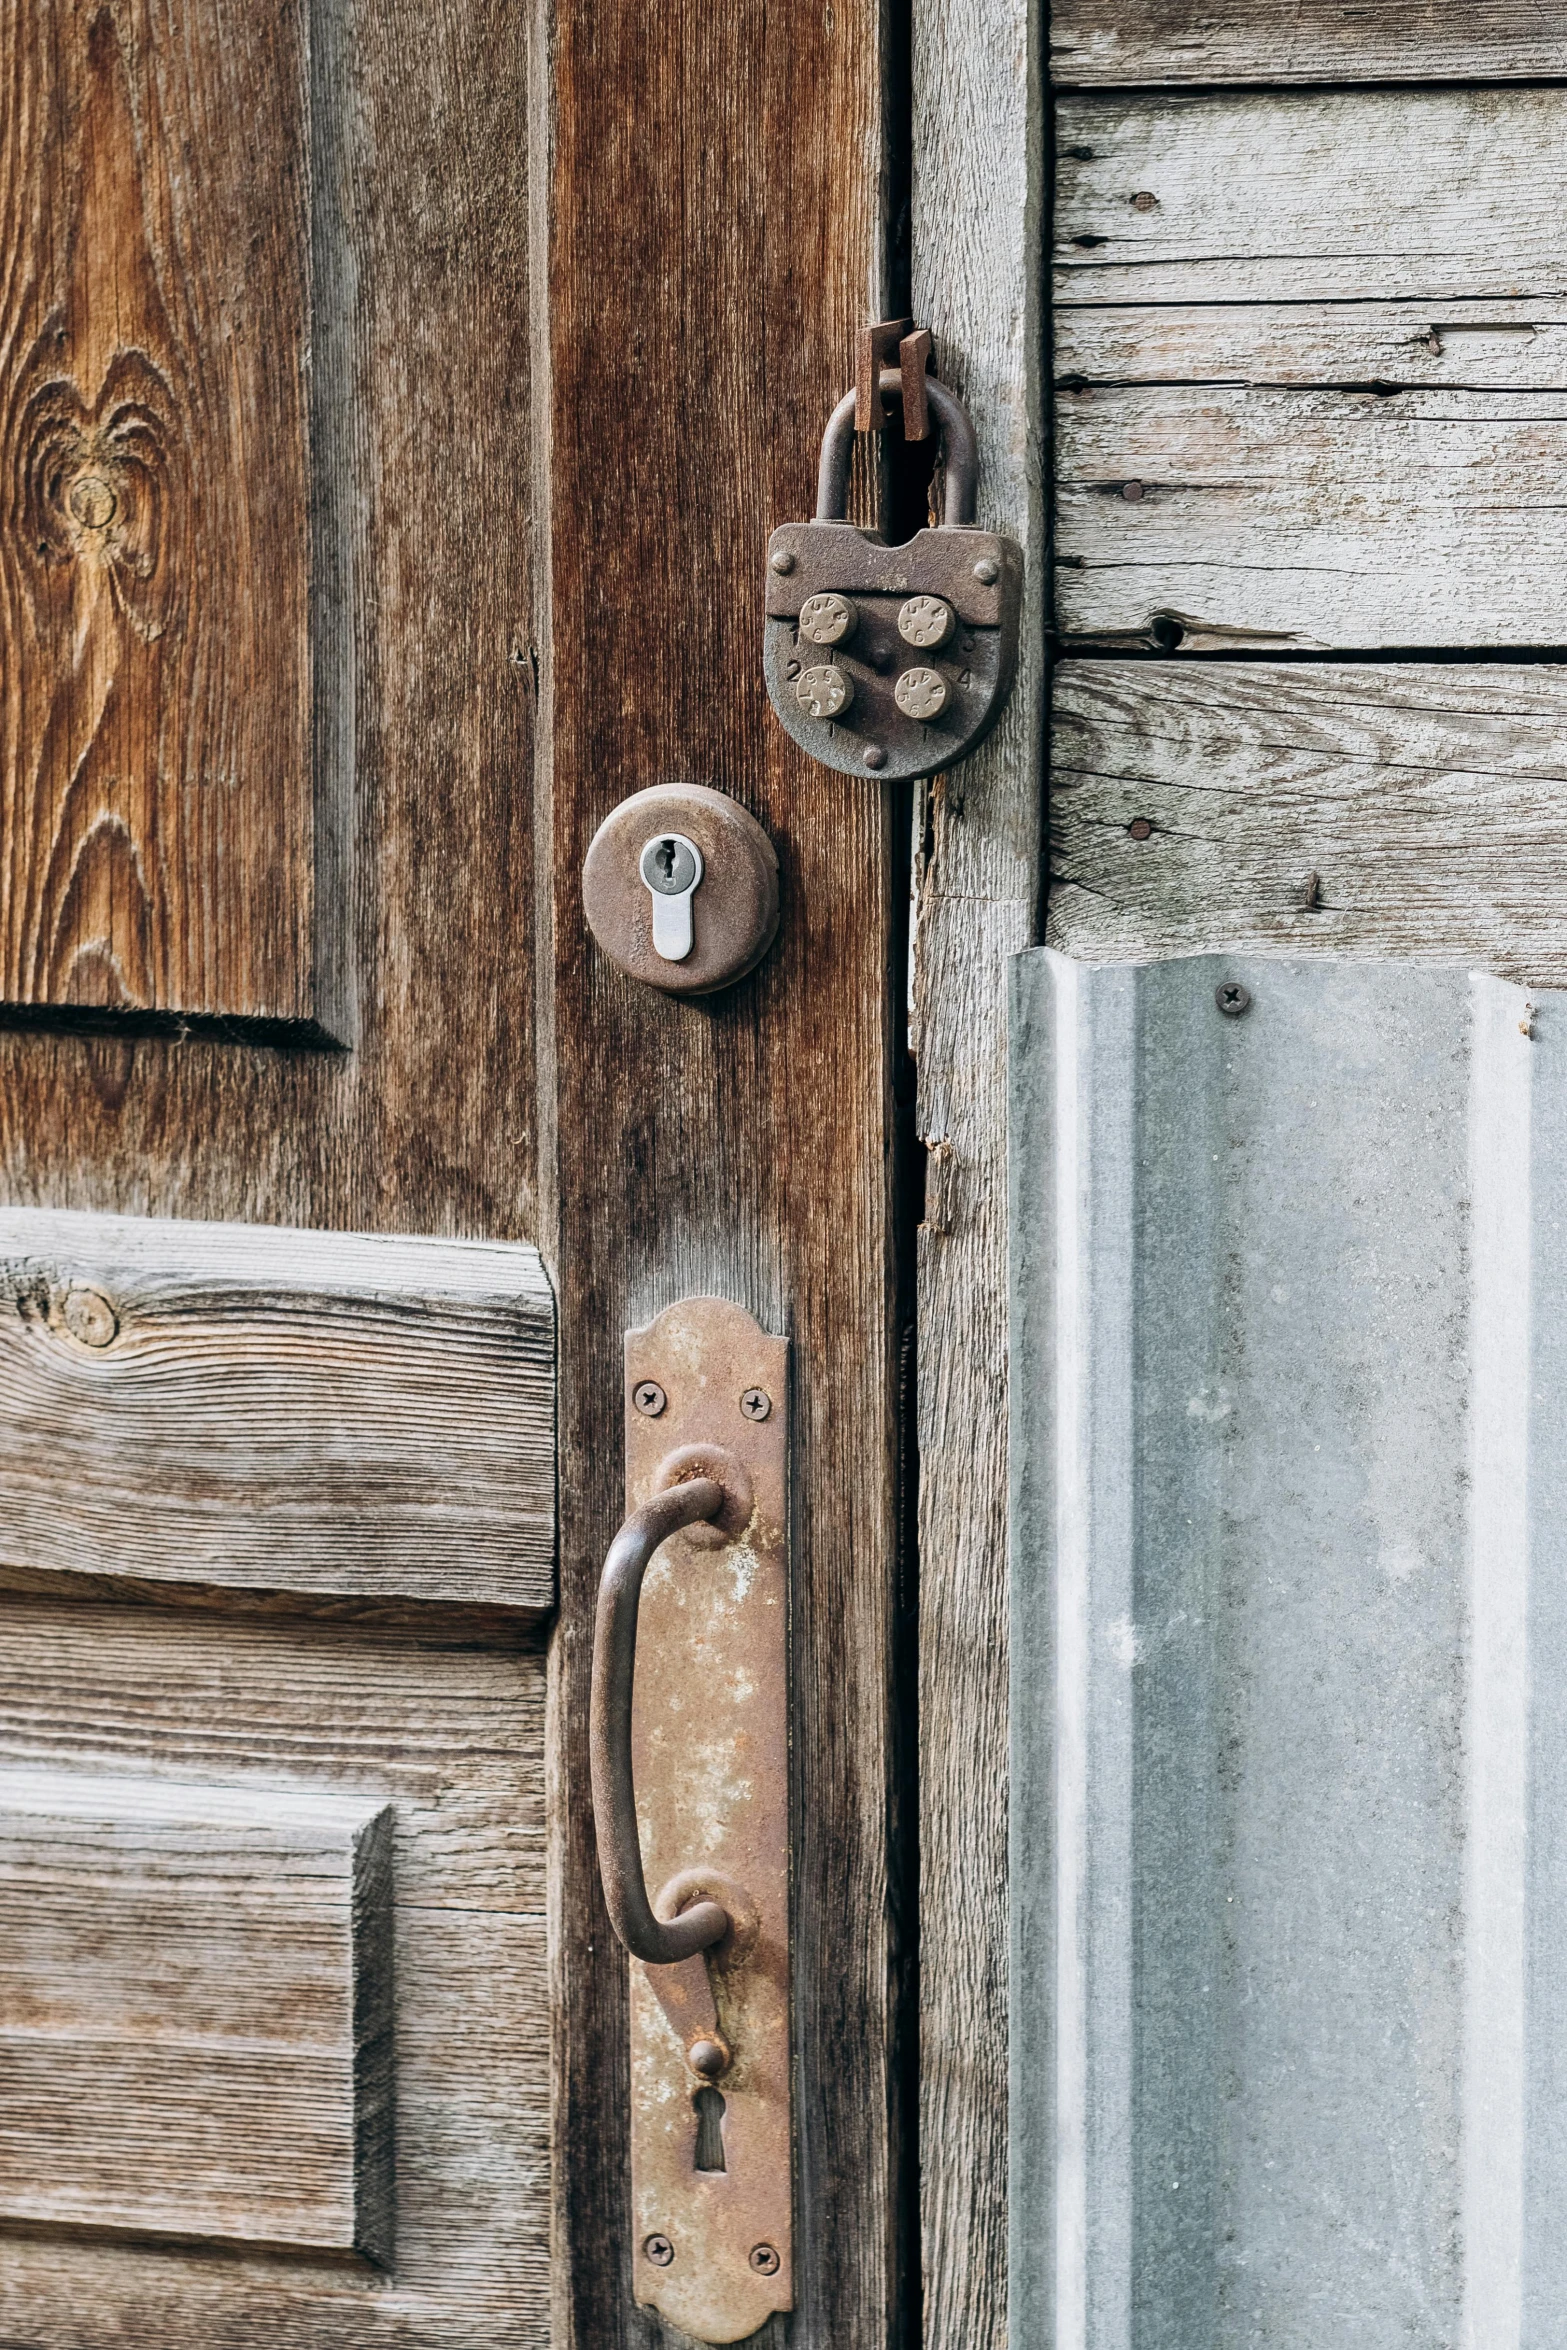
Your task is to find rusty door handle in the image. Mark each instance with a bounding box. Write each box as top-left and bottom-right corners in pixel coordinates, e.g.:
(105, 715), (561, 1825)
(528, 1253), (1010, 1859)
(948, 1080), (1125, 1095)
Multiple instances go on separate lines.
(590, 1475), (734, 1964)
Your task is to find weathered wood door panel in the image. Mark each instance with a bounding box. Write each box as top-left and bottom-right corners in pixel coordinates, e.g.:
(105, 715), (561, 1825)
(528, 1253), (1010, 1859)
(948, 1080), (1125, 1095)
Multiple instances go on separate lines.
(0, 0), (913, 2343)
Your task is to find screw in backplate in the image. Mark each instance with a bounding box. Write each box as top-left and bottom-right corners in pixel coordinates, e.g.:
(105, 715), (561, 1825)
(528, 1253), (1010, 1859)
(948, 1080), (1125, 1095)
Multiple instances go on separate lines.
(862, 744), (887, 771)
(740, 1388), (772, 1422)
(633, 1380), (668, 1417)
(750, 2244), (781, 2276)
(973, 556), (1000, 584)
(1215, 981), (1252, 1019)
(769, 547), (795, 574)
(645, 2234), (675, 2267)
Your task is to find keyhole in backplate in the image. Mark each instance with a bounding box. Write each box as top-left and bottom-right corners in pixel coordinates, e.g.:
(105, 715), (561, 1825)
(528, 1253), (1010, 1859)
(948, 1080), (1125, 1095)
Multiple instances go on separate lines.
(655, 836), (677, 883)
(693, 2084), (727, 2173)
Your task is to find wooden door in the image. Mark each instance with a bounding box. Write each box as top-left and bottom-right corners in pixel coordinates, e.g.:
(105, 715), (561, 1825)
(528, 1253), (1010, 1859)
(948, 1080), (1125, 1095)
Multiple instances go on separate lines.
(0, 0), (957, 2340)
(1013, 4), (1567, 2343)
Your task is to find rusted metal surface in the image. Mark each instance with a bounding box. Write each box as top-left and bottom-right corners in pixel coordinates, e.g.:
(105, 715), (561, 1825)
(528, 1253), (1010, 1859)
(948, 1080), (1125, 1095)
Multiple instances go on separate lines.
(855, 316), (913, 429)
(898, 327), (934, 442)
(622, 1298), (791, 2343)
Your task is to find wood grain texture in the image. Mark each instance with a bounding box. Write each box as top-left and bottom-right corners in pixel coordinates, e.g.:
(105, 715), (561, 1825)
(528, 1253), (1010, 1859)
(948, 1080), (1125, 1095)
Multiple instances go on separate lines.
(0, 1597), (549, 2347)
(545, 0), (904, 2338)
(1050, 0), (1567, 85)
(0, 1), (318, 1024)
(913, 0), (1044, 2337)
(1055, 92), (1567, 651)
(0, 1207), (554, 1607)
(0, 0), (537, 1243)
(1049, 660), (1567, 980)
(1056, 91), (1567, 308)
(0, 1767), (393, 2259)
(1057, 383), (1567, 651)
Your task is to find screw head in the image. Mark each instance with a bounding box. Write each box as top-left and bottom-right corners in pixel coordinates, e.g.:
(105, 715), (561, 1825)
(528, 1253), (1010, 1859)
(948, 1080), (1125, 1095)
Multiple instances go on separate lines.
(862, 744), (887, 771)
(973, 556), (1000, 584)
(1127, 817), (1153, 841)
(769, 547), (795, 574)
(1131, 189), (1159, 212)
(687, 2036), (729, 2078)
(740, 1387), (772, 1422)
(750, 2243), (781, 2275)
(645, 2233), (675, 2267)
(633, 1380), (667, 1417)
(1215, 980), (1252, 1019)
(1122, 479), (1145, 502)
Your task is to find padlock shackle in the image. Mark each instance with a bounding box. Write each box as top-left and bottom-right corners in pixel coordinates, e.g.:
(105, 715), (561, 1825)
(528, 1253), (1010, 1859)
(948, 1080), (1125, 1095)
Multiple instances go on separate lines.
(815, 371), (979, 528)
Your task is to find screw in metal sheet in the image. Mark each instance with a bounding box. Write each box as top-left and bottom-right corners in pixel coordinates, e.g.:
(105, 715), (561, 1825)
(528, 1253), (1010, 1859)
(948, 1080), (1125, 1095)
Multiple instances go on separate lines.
(750, 2244), (781, 2276)
(633, 1380), (668, 1417)
(645, 2234), (675, 2267)
(862, 744), (887, 771)
(740, 1387), (772, 1422)
(973, 557), (1000, 584)
(1215, 980), (1252, 1019)
(769, 547), (796, 574)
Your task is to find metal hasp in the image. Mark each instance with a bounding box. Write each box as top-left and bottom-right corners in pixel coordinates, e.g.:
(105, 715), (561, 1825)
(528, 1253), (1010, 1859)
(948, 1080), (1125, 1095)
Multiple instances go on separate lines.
(591, 1298), (791, 2343)
(763, 325), (1023, 781)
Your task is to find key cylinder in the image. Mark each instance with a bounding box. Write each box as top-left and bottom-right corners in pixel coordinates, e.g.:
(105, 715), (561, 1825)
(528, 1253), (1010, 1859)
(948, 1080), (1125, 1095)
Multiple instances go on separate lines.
(583, 783), (780, 997)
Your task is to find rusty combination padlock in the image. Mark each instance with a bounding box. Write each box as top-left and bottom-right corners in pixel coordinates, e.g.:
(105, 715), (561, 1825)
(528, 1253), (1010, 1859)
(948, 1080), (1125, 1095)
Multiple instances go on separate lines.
(763, 329), (1023, 782)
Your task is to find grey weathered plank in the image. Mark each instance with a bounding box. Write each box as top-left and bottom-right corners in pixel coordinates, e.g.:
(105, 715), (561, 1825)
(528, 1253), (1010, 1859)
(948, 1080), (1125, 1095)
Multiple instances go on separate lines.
(0, 1768), (393, 2259)
(0, 1208), (554, 1608)
(1051, 0), (1567, 86)
(1057, 385), (1567, 650)
(913, 0), (1044, 2332)
(1056, 90), (1567, 308)
(1049, 661), (1567, 981)
(1055, 92), (1567, 649)
(0, 1597), (549, 2345)
(1058, 303), (1567, 395)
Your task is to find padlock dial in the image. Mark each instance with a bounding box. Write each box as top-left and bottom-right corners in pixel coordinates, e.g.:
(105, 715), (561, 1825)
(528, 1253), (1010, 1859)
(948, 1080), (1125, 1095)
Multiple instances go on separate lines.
(896, 594), (955, 650)
(795, 664), (854, 720)
(893, 666), (948, 721)
(798, 592), (856, 647)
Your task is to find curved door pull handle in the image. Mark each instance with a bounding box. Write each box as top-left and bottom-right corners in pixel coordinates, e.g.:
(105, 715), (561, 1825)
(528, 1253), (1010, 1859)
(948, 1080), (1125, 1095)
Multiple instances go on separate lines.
(596, 1298), (792, 2346)
(590, 1473), (734, 1964)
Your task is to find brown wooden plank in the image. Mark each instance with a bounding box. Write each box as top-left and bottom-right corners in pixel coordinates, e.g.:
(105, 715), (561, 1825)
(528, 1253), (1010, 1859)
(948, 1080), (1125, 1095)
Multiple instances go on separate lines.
(0, 1597), (549, 2346)
(1049, 660), (1567, 979)
(0, 0), (538, 1245)
(1051, 0), (1567, 85)
(0, 1), (319, 1026)
(0, 1208), (554, 1608)
(545, 0), (904, 2340)
(912, 0), (1045, 2336)
(0, 1768), (393, 2259)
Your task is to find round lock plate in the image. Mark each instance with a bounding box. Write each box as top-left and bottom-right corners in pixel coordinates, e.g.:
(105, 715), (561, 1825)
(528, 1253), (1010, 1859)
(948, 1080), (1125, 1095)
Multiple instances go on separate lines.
(582, 783), (780, 997)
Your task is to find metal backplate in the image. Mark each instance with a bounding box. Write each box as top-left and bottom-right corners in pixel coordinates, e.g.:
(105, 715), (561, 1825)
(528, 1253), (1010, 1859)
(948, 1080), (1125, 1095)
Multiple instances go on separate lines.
(763, 518), (1023, 780)
(625, 1299), (791, 2342)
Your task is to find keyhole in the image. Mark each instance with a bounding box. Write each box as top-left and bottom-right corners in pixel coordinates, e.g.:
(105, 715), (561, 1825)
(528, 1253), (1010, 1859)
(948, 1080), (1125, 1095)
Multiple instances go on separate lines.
(693, 2084), (727, 2173)
(655, 837), (677, 883)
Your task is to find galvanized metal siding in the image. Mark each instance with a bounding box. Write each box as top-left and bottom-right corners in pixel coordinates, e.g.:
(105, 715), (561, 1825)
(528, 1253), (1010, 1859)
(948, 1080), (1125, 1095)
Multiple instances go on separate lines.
(1010, 951), (1567, 2348)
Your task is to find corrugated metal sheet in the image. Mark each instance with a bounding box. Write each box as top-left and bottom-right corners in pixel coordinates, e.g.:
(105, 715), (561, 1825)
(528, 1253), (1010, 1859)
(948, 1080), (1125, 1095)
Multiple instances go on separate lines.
(1009, 952), (1567, 2350)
